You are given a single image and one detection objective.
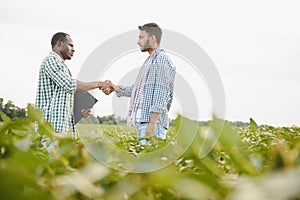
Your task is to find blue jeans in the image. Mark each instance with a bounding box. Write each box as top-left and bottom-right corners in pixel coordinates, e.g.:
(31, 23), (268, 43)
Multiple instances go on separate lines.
(136, 122), (167, 145)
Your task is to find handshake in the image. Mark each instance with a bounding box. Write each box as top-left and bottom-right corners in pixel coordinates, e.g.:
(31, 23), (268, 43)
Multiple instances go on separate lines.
(98, 80), (119, 95)
(80, 80), (119, 119)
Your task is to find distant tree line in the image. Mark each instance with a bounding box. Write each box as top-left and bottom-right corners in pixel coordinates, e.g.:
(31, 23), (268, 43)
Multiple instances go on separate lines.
(0, 98), (26, 120)
(79, 114), (127, 125)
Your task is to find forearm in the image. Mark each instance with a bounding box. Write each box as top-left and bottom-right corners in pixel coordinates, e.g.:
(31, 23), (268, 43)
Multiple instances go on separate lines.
(104, 80), (132, 97)
(111, 84), (120, 93)
(76, 80), (102, 92)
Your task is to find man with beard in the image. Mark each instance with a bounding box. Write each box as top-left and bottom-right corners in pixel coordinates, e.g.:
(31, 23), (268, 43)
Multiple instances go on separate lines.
(105, 23), (176, 145)
(35, 32), (109, 139)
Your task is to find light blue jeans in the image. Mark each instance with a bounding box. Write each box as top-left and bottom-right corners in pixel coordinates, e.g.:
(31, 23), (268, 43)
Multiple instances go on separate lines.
(136, 122), (167, 145)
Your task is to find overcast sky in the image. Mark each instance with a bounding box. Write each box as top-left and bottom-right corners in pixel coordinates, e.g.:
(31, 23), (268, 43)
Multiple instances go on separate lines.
(0, 0), (299, 126)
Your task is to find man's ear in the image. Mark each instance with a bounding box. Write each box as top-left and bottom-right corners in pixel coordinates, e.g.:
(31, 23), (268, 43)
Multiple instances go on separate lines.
(57, 40), (63, 47)
(150, 35), (157, 44)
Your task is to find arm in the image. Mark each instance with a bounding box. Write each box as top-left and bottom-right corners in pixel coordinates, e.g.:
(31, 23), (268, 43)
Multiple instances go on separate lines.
(145, 112), (160, 138)
(45, 57), (108, 93)
(145, 55), (175, 135)
(167, 76), (174, 111)
(76, 80), (106, 92)
(149, 58), (175, 114)
(44, 57), (76, 93)
(103, 80), (132, 97)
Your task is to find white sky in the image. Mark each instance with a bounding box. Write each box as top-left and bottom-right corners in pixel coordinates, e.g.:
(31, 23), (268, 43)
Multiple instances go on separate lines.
(0, 0), (299, 126)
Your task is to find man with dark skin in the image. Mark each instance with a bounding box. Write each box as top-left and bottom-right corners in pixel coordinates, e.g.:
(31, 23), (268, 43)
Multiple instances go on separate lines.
(36, 32), (110, 137)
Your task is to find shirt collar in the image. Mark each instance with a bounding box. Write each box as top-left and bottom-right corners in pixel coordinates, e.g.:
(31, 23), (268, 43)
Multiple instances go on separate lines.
(50, 51), (65, 63)
(151, 48), (164, 58)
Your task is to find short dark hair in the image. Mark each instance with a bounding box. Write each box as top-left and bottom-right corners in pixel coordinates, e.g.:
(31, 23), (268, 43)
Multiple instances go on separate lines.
(51, 32), (70, 48)
(138, 23), (162, 44)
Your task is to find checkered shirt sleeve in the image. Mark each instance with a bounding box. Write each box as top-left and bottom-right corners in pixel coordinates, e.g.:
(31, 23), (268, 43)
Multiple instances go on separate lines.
(116, 85), (133, 97)
(35, 52), (76, 135)
(143, 51), (176, 116)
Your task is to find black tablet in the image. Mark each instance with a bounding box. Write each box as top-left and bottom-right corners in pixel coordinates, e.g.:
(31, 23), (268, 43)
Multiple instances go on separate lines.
(73, 91), (98, 124)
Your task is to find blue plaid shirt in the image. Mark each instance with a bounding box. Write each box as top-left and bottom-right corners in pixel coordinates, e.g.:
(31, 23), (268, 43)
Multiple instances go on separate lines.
(117, 48), (176, 129)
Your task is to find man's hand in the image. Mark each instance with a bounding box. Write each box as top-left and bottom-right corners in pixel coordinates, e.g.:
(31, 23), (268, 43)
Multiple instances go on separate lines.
(145, 112), (160, 139)
(101, 80), (120, 94)
(145, 122), (157, 139)
(81, 109), (91, 118)
(97, 81), (114, 95)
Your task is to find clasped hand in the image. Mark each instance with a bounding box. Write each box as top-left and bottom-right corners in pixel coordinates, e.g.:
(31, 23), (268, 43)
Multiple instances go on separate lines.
(99, 80), (115, 95)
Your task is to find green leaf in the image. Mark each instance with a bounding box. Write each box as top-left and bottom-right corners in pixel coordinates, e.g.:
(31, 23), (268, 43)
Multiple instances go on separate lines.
(37, 122), (54, 138)
(14, 134), (32, 152)
(27, 104), (43, 122)
(0, 111), (11, 122)
(230, 168), (300, 199)
(211, 116), (260, 176)
(0, 119), (32, 135)
(250, 118), (258, 132)
(0, 150), (49, 200)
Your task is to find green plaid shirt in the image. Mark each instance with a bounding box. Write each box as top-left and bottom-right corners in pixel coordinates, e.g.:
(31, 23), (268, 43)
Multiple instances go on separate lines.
(35, 51), (77, 135)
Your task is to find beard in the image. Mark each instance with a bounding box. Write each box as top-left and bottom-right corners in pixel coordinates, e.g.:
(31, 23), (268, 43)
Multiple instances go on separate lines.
(61, 52), (72, 60)
(141, 47), (151, 52)
(140, 39), (152, 52)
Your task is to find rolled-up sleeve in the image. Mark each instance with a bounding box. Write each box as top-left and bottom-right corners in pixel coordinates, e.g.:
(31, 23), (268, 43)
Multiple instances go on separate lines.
(44, 57), (76, 93)
(147, 55), (176, 114)
(116, 85), (133, 97)
(139, 49), (176, 128)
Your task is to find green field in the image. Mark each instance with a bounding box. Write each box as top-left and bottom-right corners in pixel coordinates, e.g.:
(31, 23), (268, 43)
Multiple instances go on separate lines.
(1, 107), (300, 199)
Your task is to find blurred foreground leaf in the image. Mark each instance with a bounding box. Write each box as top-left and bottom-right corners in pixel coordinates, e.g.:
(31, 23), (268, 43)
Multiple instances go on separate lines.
(1, 107), (300, 200)
(250, 117), (258, 132)
(211, 116), (260, 176)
